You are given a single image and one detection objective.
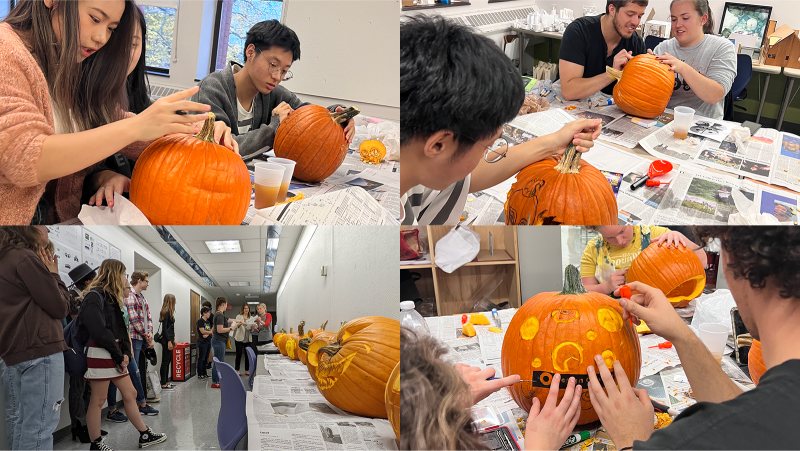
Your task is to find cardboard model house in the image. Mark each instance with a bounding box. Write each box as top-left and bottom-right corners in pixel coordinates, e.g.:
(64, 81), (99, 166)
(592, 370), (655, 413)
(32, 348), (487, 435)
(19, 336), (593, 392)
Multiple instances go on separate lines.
(760, 23), (800, 69)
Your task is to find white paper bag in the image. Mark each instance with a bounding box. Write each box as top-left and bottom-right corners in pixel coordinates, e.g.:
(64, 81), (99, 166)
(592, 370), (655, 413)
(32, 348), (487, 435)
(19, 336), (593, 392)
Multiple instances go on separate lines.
(434, 226), (481, 273)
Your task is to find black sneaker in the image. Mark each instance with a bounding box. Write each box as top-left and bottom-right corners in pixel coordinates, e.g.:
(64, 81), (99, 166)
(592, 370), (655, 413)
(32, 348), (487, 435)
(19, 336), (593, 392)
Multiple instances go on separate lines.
(138, 426), (167, 448)
(90, 437), (113, 451)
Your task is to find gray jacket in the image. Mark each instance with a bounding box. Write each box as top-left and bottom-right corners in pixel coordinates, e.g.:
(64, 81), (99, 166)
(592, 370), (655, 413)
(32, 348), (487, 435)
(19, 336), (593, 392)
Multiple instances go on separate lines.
(195, 61), (343, 159)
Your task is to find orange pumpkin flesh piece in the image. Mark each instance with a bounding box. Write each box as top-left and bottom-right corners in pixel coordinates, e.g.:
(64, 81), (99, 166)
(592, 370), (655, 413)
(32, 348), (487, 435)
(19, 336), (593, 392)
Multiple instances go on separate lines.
(607, 54), (674, 119)
(505, 145), (617, 225)
(748, 340), (766, 385)
(501, 265), (641, 425)
(385, 362), (401, 439)
(129, 113), (251, 225)
(626, 244), (706, 308)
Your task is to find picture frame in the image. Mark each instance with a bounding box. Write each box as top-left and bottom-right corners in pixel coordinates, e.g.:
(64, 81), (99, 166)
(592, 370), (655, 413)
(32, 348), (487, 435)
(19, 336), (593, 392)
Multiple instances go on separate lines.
(719, 2), (773, 48)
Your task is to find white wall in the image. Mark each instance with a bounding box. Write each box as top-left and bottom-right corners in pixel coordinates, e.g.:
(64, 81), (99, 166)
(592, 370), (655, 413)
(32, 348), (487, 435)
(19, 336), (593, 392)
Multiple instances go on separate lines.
(517, 226), (564, 301)
(276, 226), (399, 334)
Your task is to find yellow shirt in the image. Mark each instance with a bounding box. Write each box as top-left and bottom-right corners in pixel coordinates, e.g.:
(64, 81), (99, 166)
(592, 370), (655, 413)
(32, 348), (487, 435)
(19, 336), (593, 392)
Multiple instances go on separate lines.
(580, 226), (671, 282)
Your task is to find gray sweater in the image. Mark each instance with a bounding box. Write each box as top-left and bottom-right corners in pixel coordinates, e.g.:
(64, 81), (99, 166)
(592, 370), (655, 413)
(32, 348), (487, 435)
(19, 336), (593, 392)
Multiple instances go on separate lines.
(195, 61), (343, 159)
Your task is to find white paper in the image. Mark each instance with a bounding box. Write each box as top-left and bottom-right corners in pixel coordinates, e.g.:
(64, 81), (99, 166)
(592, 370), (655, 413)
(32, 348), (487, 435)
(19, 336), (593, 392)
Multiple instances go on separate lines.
(77, 194), (151, 226)
(251, 187), (399, 225)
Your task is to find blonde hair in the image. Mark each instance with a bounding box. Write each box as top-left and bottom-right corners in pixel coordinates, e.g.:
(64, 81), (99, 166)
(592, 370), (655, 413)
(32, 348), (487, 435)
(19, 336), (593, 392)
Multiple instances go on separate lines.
(257, 303), (267, 313)
(84, 259), (127, 309)
(160, 294), (176, 322)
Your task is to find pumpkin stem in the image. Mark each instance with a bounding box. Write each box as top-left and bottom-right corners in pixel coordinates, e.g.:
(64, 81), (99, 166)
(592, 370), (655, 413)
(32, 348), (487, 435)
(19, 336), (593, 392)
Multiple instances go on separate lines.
(558, 264), (588, 295)
(330, 106), (360, 127)
(320, 341), (343, 358)
(320, 320), (328, 331)
(195, 112), (216, 143)
(554, 143), (582, 174)
(298, 337), (312, 351)
(290, 327), (293, 333)
(298, 320), (305, 336)
(605, 66), (623, 82)
(280, 328), (286, 334)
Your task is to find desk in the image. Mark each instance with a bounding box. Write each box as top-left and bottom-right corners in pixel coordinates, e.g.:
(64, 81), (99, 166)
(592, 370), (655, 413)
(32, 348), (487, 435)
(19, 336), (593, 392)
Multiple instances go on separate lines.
(514, 27), (564, 71)
(777, 67), (800, 131)
(751, 64), (782, 124)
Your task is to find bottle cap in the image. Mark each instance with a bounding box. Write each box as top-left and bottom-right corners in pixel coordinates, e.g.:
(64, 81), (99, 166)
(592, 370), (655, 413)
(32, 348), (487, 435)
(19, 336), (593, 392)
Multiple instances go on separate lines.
(400, 301), (415, 310)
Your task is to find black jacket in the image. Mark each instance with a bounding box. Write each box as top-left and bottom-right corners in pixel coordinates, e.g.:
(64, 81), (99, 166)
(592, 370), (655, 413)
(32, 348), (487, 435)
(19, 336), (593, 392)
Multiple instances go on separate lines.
(79, 290), (131, 365)
(160, 314), (175, 344)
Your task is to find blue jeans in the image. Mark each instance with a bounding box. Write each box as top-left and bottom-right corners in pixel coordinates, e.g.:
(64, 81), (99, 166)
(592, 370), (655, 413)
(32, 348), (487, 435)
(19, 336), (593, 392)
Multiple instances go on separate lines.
(210, 338), (226, 384)
(1, 353), (65, 450)
(108, 340), (146, 408)
(197, 342), (211, 377)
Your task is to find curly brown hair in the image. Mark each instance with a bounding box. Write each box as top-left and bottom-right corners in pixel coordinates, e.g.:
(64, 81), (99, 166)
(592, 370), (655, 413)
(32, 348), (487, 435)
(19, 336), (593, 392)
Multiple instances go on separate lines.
(400, 328), (488, 450)
(0, 226), (45, 252)
(693, 226), (800, 298)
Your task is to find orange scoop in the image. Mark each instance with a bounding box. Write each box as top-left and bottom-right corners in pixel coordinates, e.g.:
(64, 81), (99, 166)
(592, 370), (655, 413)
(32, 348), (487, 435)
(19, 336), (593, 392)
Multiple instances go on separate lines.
(631, 160), (673, 191)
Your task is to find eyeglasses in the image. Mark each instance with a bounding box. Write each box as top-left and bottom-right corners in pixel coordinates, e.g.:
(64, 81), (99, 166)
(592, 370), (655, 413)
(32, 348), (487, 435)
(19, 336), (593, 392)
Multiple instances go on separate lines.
(259, 50), (293, 81)
(462, 132), (510, 164)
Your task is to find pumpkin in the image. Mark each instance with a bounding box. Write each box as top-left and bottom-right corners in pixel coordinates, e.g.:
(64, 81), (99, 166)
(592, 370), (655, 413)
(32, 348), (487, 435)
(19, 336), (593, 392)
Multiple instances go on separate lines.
(470, 313), (490, 325)
(359, 139), (386, 165)
(277, 328), (293, 356)
(129, 113), (251, 225)
(385, 362), (401, 439)
(462, 323), (476, 337)
(505, 145), (618, 225)
(311, 316), (400, 418)
(273, 105), (361, 182)
(748, 340), (766, 385)
(605, 55), (674, 119)
(305, 332), (338, 382)
(501, 265), (641, 425)
(286, 321), (307, 361)
(626, 243), (706, 308)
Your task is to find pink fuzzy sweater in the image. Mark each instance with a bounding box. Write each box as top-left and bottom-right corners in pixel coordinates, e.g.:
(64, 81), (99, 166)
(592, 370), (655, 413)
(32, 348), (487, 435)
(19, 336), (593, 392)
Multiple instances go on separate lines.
(0, 23), (149, 224)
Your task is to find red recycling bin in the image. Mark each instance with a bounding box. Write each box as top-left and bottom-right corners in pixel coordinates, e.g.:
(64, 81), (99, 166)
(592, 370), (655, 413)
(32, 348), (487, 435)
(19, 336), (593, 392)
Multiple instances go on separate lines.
(172, 343), (192, 381)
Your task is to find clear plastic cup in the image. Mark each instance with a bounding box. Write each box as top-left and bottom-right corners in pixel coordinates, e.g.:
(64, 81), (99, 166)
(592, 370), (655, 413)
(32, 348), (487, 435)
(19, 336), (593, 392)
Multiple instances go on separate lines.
(698, 323), (729, 365)
(253, 163), (285, 209)
(268, 158), (297, 204)
(673, 106), (695, 139)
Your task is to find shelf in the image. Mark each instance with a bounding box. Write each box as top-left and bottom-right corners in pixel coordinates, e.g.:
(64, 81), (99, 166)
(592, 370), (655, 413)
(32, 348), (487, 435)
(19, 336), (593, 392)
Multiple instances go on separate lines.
(402, 0), (471, 11)
(400, 263), (434, 269)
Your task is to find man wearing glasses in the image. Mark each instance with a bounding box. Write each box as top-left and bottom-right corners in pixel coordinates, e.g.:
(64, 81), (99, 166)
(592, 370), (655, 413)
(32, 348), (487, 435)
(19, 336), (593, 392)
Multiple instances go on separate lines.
(196, 20), (355, 159)
(400, 15), (602, 225)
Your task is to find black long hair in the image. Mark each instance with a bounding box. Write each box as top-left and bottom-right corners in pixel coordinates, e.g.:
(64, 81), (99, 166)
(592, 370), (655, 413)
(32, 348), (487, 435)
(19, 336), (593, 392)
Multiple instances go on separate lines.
(127, 6), (151, 114)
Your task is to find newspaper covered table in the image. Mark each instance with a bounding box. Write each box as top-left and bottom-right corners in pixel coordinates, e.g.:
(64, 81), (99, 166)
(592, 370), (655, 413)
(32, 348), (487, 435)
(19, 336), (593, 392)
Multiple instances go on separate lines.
(246, 353), (398, 451)
(424, 309), (753, 450)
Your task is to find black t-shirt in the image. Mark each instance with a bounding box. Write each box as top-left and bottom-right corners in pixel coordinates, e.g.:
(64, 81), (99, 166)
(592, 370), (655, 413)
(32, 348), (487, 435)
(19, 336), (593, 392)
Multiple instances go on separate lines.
(635, 359), (800, 449)
(196, 318), (212, 344)
(213, 312), (229, 342)
(559, 14), (646, 95)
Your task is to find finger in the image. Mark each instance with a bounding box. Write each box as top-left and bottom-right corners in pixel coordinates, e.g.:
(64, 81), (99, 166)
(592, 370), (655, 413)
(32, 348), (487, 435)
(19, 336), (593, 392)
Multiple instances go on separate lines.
(565, 383), (582, 424)
(528, 397), (542, 419)
(586, 371), (604, 416)
(105, 187), (115, 208)
(574, 139), (595, 152)
(593, 355), (619, 397)
(611, 360), (632, 391)
(163, 86), (200, 102)
(544, 373), (561, 408)
(485, 374), (520, 392)
(555, 376), (576, 416)
(637, 389), (654, 410)
(232, 139), (240, 155)
(89, 191), (100, 206)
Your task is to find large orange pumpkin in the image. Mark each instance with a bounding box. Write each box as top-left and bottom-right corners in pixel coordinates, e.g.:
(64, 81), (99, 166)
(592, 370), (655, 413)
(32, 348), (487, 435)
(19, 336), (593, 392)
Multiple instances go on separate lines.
(748, 340), (766, 385)
(130, 113), (251, 225)
(273, 105), (360, 182)
(626, 243), (706, 308)
(505, 145), (618, 225)
(277, 329), (293, 356)
(501, 265), (641, 425)
(305, 332), (337, 382)
(311, 316), (400, 418)
(385, 362), (400, 439)
(606, 55), (674, 119)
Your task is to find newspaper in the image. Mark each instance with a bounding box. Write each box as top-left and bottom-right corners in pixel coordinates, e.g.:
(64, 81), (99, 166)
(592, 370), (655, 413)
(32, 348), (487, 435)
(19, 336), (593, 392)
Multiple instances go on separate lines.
(463, 191), (506, 226)
(510, 108), (577, 137)
(253, 377), (324, 399)
(640, 122), (713, 164)
(424, 315), (460, 341)
(638, 334), (681, 378)
(599, 112), (674, 149)
(772, 132), (800, 193)
(553, 93), (628, 127)
(249, 187), (399, 225)
(756, 185), (800, 224)
(692, 130), (778, 183)
(325, 168), (401, 219)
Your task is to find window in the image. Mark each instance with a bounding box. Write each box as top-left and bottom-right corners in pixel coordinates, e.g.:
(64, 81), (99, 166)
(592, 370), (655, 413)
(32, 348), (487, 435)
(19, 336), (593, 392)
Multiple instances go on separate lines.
(1, 0), (13, 20)
(140, 5), (177, 75)
(211, 0), (284, 73)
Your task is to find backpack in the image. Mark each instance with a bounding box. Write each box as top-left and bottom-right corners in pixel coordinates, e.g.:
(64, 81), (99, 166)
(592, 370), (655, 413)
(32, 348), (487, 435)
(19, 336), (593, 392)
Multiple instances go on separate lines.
(63, 290), (105, 377)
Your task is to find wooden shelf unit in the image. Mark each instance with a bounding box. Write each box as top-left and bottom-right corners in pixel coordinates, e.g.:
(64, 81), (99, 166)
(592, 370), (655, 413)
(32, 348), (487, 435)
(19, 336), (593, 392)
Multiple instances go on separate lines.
(400, 226), (522, 317)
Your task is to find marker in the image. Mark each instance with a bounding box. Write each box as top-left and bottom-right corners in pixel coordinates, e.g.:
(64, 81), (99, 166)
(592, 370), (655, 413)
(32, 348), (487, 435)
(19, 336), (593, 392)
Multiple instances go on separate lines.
(562, 431), (591, 448)
(491, 308), (502, 329)
(603, 98), (615, 105)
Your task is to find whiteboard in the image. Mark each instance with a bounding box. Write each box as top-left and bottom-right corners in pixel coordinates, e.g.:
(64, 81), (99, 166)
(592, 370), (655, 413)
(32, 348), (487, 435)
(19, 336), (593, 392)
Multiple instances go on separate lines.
(283, 0), (400, 108)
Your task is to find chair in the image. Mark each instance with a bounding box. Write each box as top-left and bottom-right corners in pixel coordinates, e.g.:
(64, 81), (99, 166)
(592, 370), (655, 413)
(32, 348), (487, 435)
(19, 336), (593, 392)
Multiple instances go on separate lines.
(245, 346), (257, 390)
(724, 53), (754, 121)
(644, 35), (666, 52)
(213, 357), (248, 450)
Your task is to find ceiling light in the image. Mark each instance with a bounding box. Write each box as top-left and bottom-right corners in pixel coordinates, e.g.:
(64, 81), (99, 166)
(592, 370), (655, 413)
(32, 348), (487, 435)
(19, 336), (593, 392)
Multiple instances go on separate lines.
(227, 282), (250, 287)
(205, 240), (241, 253)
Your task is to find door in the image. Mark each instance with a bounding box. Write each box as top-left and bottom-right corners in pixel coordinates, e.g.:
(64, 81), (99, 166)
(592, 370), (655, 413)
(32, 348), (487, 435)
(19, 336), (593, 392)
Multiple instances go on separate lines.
(190, 290), (200, 345)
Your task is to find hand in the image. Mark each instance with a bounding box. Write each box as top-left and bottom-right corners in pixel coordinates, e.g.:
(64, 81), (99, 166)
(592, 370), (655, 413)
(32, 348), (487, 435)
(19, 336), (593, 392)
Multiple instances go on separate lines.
(550, 119), (603, 155)
(647, 49), (655, 55)
(89, 171), (130, 208)
(38, 248), (59, 273)
(119, 355), (129, 372)
(656, 52), (687, 74)
(148, 342), (155, 349)
(130, 86), (211, 141)
(613, 49), (634, 71)
(614, 281), (689, 342)
(655, 231), (694, 250)
(272, 101), (294, 123)
(604, 269), (628, 294)
(168, 342), (174, 351)
(524, 374), (583, 451)
(453, 363), (520, 405)
(587, 358), (654, 449)
(335, 106), (356, 143)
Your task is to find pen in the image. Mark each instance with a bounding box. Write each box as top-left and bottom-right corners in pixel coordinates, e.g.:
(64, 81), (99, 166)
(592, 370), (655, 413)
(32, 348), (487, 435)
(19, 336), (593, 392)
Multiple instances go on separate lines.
(562, 431), (591, 448)
(491, 308), (501, 329)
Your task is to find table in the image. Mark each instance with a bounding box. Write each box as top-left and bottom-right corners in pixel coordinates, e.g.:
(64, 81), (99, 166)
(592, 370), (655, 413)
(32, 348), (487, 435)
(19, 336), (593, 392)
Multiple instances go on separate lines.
(514, 28), (564, 70)
(777, 67), (800, 131)
(751, 64), (782, 124)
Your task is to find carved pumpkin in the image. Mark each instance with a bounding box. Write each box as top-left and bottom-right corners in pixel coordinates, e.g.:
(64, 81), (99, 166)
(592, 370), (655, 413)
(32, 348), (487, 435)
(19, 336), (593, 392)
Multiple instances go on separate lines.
(748, 340), (766, 385)
(311, 316), (400, 418)
(285, 321), (307, 361)
(605, 55), (674, 119)
(385, 362), (400, 439)
(277, 328), (293, 356)
(505, 145), (618, 225)
(305, 332), (337, 382)
(298, 321), (328, 365)
(130, 113), (251, 225)
(501, 265), (641, 425)
(626, 243), (706, 308)
(273, 105), (360, 182)
(359, 139), (387, 165)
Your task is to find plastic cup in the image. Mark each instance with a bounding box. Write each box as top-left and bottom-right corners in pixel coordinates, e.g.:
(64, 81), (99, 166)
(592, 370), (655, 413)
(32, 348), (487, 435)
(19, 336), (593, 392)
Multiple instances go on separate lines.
(673, 106), (695, 139)
(268, 158), (297, 204)
(698, 323), (729, 365)
(253, 163), (285, 209)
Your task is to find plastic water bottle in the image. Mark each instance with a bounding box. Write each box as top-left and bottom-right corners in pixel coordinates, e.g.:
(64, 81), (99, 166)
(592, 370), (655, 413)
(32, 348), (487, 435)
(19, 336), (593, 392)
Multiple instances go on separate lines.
(401, 301), (430, 335)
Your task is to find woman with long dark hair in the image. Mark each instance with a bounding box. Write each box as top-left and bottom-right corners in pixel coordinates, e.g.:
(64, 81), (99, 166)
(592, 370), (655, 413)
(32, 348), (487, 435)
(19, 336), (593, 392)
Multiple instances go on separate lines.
(158, 294), (176, 391)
